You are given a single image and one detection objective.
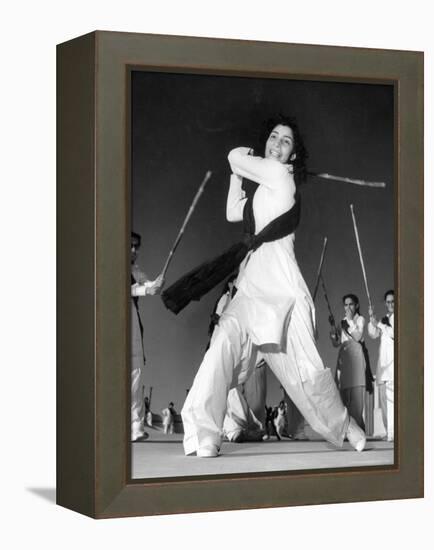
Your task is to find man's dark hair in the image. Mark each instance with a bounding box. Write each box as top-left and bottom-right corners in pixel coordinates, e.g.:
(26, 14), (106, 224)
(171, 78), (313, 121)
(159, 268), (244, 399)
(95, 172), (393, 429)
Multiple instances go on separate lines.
(131, 231), (141, 247)
(384, 289), (394, 301)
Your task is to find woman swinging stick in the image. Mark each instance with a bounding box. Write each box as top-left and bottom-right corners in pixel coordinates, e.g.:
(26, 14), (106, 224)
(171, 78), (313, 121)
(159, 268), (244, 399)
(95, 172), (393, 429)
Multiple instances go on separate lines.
(163, 115), (367, 457)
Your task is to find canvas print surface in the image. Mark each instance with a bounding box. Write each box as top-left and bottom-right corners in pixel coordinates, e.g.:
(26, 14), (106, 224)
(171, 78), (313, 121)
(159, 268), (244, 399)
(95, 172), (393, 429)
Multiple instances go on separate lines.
(129, 70), (395, 480)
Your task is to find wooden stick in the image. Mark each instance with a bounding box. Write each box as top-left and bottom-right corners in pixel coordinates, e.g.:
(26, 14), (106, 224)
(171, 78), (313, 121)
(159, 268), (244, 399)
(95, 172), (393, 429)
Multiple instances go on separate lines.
(160, 171), (212, 279)
(308, 171), (386, 188)
(319, 274), (336, 327)
(350, 204), (372, 309)
(312, 237), (328, 302)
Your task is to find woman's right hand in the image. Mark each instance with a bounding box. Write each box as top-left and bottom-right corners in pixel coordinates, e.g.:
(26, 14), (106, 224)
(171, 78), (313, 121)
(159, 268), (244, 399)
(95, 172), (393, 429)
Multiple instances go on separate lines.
(368, 306), (378, 326)
(147, 273), (165, 295)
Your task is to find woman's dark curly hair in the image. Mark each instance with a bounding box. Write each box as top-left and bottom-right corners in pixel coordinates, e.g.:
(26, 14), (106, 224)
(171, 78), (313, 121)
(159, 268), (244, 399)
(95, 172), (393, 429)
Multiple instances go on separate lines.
(256, 114), (308, 188)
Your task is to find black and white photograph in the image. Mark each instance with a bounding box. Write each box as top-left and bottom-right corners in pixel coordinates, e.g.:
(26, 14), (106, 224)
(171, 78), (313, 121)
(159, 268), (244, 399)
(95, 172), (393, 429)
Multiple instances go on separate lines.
(129, 70), (395, 479)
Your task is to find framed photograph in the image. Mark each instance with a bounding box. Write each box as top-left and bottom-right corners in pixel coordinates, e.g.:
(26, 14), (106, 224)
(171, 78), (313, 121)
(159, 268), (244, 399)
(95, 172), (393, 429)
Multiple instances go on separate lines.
(57, 31), (423, 518)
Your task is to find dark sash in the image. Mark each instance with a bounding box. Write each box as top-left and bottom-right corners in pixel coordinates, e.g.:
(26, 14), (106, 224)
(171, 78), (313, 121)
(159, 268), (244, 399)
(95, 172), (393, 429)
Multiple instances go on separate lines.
(162, 191), (301, 314)
(381, 315), (390, 326)
(341, 320), (374, 394)
(131, 275), (140, 317)
(131, 274), (145, 362)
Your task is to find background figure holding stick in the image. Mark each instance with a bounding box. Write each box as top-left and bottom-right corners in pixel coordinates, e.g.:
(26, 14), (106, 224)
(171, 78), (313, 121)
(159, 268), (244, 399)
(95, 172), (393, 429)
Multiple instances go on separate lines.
(131, 231), (164, 442)
(368, 290), (395, 442)
(330, 294), (370, 431)
(162, 402), (176, 434)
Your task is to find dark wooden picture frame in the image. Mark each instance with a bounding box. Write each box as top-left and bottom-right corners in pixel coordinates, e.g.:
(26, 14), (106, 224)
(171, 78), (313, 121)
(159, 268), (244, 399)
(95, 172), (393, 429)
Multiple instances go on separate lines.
(57, 31), (423, 518)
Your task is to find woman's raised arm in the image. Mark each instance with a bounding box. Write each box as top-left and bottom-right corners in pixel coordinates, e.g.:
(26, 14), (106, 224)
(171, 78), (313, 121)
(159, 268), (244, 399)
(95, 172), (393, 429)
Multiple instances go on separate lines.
(227, 147), (291, 190)
(226, 173), (246, 222)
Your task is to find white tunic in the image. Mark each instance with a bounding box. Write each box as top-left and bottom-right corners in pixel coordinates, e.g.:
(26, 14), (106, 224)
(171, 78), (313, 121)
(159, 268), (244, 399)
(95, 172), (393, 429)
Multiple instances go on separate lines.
(368, 313), (394, 382)
(336, 314), (367, 389)
(181, 147), (349, 454)
(226, 147), (314, 350)
(339, 314), (365, 343)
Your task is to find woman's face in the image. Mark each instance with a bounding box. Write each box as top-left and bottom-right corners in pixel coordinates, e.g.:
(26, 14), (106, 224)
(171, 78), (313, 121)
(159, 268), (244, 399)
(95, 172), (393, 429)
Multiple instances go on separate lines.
(343, 297), (357, 319)
(265, 124), (295, 164)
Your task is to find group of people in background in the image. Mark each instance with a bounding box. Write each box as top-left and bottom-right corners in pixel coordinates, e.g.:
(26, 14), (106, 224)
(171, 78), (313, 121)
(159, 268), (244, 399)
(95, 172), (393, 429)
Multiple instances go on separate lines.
(330, 290), (394, 442)
(206, 282), (394, 446)
(129, 113), (395, 459)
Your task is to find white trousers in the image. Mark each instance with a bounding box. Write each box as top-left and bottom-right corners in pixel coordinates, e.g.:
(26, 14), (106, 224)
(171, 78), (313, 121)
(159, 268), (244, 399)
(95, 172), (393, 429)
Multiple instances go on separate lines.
(223, 387), (265, 441)
(131, 363), (145, 440)
(378, 380), (394, 440)
(163, 420), (174, 434)
(182, 294), (349, 454)
(131, 305), (146, 440)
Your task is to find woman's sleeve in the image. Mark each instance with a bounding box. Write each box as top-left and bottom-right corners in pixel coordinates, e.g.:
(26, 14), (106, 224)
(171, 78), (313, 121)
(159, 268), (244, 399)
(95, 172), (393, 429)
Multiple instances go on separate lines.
(226, 173), (247, 222)
(348, 316), (365, 342)
(215, 292), (230, 316)
(131, 280), (153, 297)
(227, 147), (291, 190)
(367, 321), (381, 339)
(132, 265), (149, 284)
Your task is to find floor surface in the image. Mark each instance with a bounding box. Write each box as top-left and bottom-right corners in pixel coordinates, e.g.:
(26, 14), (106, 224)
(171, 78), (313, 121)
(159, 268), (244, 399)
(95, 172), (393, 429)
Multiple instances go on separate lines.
(132, 431), (394, 479)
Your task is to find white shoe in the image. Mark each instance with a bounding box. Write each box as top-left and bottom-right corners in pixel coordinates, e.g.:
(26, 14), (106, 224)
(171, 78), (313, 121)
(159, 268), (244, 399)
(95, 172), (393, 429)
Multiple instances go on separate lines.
(197, 444), (219, 458)
(346, 417), (366, 452)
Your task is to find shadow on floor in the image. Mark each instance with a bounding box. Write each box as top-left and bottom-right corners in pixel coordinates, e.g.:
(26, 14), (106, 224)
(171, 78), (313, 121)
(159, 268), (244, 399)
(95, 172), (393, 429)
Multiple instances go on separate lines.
(27, 487), (56, 504)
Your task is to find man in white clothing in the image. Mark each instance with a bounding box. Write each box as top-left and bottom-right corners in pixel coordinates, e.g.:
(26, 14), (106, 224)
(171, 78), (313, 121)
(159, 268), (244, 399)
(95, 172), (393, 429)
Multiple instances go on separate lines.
(130, 231), (164, 442)
(368, 290), (394, 442)
(162, 402), (176, 434)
